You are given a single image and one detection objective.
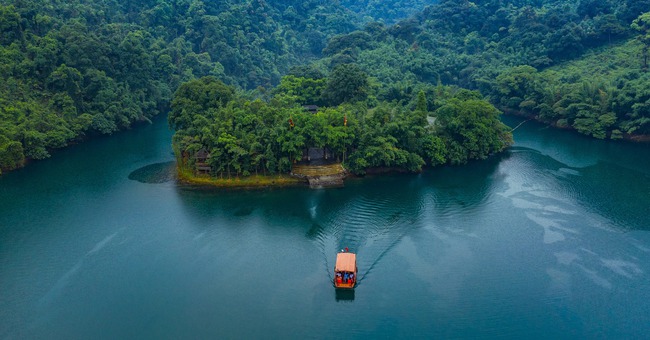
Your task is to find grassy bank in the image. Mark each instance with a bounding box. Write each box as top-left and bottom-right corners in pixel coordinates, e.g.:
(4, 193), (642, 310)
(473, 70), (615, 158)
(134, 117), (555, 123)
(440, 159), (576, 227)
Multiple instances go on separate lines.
(177, 165), (305, 188)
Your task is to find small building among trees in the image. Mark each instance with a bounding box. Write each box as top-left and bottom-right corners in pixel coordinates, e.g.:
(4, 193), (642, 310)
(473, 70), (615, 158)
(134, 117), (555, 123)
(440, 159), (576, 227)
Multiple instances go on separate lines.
(302, 105), (319, 114)
(195, 149), (211, 174)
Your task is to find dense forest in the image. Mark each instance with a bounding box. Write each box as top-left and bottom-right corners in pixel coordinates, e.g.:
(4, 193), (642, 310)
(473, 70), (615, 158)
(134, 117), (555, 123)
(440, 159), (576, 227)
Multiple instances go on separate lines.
(0, 0), (366, 173)
(319, 0), (650, 139)
(2, 0), (650, 175)
(170, 74), (512, 177)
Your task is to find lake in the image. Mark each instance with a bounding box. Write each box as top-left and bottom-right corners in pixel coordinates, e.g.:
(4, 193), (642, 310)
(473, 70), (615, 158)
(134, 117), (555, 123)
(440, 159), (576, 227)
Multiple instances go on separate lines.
(1, 115), (649, 338)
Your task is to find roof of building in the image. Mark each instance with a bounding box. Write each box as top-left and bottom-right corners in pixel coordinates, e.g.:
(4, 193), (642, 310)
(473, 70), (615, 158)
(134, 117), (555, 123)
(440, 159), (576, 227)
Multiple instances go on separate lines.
(303, 105), (319, 112)
(195, 148), (211, 159)
(335, 252), (356, 272)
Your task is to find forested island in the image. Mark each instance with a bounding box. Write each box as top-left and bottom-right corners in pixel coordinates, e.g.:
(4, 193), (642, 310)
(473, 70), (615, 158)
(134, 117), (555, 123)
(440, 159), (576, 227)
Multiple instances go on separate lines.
(170, 73), (512, 182)
(2, 0), (650, 177)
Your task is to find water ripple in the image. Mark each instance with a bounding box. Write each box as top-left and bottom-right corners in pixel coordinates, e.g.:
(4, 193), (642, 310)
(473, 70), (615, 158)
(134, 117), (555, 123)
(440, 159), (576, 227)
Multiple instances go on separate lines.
(310, 189), (425, 283)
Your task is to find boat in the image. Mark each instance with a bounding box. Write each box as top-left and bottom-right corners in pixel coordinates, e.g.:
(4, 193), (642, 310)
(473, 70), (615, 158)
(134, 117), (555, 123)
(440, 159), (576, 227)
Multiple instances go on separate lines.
(334, 250), (357, 289)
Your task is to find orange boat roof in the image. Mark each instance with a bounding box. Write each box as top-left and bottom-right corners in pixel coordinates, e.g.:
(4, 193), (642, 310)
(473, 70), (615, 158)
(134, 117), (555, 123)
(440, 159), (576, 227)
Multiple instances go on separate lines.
(335, 252), (356, 272)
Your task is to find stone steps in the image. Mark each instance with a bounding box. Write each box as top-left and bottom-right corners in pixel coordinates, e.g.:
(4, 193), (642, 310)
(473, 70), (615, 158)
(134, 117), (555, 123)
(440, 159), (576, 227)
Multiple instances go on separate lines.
(291, 163), (347, 188)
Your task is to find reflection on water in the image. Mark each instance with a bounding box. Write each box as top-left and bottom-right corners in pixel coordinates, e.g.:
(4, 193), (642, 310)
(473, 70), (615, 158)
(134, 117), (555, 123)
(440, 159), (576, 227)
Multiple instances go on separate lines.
(497, 144), (649, 302)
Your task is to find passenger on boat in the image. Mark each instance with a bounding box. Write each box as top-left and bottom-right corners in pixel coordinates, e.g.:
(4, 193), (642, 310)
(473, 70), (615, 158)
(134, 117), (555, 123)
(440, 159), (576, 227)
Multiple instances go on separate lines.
(349, 273), (354, 283)
(343, 272), (349, 283)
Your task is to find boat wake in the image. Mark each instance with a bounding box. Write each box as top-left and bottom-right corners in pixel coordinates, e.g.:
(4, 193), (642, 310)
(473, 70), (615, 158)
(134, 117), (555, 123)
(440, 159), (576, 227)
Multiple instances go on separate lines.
(308, 191), (424, 286)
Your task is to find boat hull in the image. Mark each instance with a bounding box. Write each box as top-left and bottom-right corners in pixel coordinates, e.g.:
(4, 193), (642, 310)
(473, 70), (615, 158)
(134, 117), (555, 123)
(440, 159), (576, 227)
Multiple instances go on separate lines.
(334, 281), (356, 289)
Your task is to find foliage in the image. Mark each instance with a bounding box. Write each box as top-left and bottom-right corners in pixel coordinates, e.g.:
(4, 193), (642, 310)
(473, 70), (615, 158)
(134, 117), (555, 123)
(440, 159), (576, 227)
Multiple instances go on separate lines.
(434, 98), (513, 164)
(324, 64), (369, 106)
(338, 0), (431, 24)
(171, 76), (512, 177)
(273, 75), (326, 106)
(631, 12), (650, 70)
(491, 40), (650, 137)
(0, 0), (384, 172)
(2, 0), (455, 173)
(6, 0), (647, 175)
(314, 2), (650, 140)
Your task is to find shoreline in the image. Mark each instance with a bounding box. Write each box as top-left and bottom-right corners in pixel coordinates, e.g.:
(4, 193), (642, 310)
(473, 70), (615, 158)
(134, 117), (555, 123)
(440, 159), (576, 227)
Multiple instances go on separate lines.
(1, 116), (163, 176)
(175, 163), (428, 189)
(501, 109), (650, 142)
(176, 165), (307, 189)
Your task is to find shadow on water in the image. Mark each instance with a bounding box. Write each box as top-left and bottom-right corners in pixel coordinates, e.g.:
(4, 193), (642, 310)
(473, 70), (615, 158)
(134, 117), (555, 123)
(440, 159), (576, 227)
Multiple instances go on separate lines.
(334, 288), (355, 302)
(173, 186), (323, 226)
(128, 161), (176, 184)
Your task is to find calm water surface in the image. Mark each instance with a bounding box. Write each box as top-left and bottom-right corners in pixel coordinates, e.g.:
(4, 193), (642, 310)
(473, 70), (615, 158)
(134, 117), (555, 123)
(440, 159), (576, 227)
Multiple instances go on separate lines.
(1, 116), (650, 338)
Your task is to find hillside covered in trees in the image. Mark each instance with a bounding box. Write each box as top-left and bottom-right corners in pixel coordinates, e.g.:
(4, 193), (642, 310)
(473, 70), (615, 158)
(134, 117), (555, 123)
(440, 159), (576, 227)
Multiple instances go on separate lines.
(2, 0), (650, 175)
(0, 0), (367, 172)
(319, 0), (650, 139)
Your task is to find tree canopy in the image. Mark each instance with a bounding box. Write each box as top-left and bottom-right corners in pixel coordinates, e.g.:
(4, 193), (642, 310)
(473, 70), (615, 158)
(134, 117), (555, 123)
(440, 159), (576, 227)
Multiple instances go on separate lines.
(313, 2), (650, 140)
(170, 76), (512, 177)
(0, 0), (367, 171)
(2, 0), (649, 174)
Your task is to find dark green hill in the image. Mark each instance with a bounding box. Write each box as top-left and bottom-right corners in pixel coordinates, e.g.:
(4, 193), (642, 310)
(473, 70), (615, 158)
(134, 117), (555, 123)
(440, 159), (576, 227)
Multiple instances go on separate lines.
(317, 0), (650, 139)
(0, 0), (363, 172)
(495, 39), (650, 140)
(0, 0), (453, 173)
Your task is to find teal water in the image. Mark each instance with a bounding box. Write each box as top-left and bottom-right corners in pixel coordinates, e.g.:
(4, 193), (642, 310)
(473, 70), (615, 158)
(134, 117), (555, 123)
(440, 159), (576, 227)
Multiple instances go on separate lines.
(1, 116), (650, 338)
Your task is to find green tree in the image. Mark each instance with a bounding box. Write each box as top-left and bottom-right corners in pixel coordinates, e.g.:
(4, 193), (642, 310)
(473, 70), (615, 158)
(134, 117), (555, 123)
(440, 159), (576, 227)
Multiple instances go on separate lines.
(596, 14), (626, 44)
(0, 137), (24, 170)
(632, 12), (650, 70)
(0, 5), (21, 45)
(494, 66), (541, 112)
(169, 77), (235, 130)
(47, 64), (82, 101)
(325, 64), (369, 106)
(435, 98), (512, 164)
(275, 75), (326, 106)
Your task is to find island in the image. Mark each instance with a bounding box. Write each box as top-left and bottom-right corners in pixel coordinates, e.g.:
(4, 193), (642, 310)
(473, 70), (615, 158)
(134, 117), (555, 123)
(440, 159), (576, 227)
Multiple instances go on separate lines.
(169, 74), (513, 188)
